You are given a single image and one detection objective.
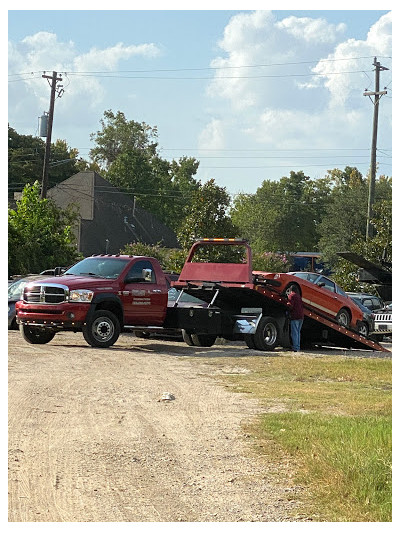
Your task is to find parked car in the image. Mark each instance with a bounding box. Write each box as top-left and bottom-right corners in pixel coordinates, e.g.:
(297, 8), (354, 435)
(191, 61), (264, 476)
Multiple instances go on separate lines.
(346, 292), (385, 312)
(371, 303), (392, 340)
(8, 275), (50, 329)
(256, 271), (365, 332)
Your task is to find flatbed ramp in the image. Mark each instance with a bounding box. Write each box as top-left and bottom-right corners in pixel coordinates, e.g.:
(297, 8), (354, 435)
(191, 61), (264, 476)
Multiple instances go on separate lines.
(176, 281), (388, 352)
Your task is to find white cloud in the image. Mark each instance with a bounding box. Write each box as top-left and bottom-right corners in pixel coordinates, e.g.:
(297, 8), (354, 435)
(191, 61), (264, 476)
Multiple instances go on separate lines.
(198, 118), (225, 150)
(8, 32), (162, 137)
(276, 16), (346, 44)
(201, 10), (392, 163)
(311, 12), (392, 108)
(74, 42), (161, 72)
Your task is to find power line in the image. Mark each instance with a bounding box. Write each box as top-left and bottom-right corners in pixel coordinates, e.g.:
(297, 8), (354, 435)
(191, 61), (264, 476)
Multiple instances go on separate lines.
(62, 70), (370, 81)
(8, 55), (391, 78)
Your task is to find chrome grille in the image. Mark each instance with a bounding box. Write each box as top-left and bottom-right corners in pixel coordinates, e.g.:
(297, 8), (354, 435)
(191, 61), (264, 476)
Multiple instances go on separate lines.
(23, 283), (68, 304)
(373, 314), (391, 322)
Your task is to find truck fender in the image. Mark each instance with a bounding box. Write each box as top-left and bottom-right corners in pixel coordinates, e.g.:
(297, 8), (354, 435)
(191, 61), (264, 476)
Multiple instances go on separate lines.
(87, 293), (124, 327)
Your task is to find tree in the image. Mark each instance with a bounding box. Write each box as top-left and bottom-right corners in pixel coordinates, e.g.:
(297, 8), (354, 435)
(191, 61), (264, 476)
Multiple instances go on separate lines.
(231, 171), (329, 253)
(8, 182), (81, 276)
(8, 126), (82, 197)
(331, 177), (392, 291)
(177, 179), (238, 252)
(317, 167), (370, 267)
(89, 110), (200, 230)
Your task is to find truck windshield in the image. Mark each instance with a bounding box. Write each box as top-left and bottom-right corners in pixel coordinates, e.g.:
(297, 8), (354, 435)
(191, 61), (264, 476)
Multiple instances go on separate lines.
(64, 257), (130, 279)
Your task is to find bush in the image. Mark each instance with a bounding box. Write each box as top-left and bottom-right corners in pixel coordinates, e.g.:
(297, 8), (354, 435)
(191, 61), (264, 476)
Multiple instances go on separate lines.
(252, 251), (289, 272)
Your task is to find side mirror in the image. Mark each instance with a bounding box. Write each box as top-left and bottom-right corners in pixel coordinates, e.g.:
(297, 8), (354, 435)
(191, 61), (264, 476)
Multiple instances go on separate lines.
(125, 268), (154, 284)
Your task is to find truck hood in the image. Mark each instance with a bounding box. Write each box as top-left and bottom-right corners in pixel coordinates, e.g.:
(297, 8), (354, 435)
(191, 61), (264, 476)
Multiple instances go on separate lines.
(29, 275), (119, 291)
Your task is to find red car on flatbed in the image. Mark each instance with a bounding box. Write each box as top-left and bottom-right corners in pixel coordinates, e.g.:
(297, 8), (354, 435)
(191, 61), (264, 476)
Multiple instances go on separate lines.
(254, 271), (364, 330)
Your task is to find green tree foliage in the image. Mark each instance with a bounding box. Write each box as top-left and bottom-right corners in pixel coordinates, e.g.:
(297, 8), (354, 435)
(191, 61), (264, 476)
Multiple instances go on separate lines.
(120, 241), (172, 270)
(317, 167), (368, 267)
(8, 126), (82, 197)
(177, 179), (238, 249)
(89, 110), (200, 230)
(231, 171), (329, 253)
(8, 182), (81, 276)
(331, 177), (392, 291)
(252, 252), (290, 273)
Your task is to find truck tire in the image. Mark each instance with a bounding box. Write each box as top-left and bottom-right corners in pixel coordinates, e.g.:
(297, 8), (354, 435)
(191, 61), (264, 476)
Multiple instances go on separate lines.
(191, 333), (217, 347)
(20, 325), (56, 344)
(182, 330), (195, 346)
(82, 310), (121, 348)
(253, 316), (279, 351)
(245, 334), (257, 349)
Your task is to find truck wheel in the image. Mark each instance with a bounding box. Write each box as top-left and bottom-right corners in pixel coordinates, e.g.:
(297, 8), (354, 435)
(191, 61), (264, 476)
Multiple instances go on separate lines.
(336, 308), (350, 328)
(191, 333), (217, 347)
(245, 334), (257, 349)
(254, 316), (279, 351)
(20, 325), (56, 344)
(82, 310), (120, 348)
(182, 330), (195, 346)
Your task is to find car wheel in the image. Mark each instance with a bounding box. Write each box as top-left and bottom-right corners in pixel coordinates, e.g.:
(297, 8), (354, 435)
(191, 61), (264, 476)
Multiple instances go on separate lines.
(20, 325), (56, 344)
(357, 321), (369, 337)
(82, 310), (120, 348)
(253, 316), (279, 351)
(336, 308), (351, 327)
(283, 282), (301, 298)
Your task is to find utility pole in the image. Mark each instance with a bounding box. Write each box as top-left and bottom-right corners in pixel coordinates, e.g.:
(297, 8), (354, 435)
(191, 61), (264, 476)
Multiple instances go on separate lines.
(363, 57), (388, 240)
(41, 71), (63, 199)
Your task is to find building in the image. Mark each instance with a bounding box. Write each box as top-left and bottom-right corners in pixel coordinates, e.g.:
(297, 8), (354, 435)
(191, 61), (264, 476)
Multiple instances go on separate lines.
(47, 171), (179, 256)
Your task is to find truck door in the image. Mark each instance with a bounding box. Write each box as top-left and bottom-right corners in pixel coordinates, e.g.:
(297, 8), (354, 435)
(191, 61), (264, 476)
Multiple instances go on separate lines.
(121, 259), (167, 325)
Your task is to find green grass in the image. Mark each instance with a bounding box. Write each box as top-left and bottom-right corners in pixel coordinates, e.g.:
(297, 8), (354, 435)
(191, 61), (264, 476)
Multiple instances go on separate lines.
(261, 412), (391, 522)
(201, 353), (392, 522)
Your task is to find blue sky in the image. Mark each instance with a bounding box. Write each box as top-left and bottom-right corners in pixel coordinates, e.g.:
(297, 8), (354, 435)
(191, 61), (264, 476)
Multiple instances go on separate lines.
(8, 3), (393, 196)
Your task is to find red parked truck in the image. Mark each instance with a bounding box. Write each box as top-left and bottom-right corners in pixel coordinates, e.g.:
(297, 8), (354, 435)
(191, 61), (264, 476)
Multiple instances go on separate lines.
(16, 239), (386, 352)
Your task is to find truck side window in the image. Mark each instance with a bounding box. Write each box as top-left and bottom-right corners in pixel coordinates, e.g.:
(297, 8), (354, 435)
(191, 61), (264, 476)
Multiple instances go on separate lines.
(125, 260), (155, 283)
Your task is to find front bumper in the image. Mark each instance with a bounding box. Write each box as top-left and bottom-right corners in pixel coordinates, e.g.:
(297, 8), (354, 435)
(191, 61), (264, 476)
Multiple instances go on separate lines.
(16, 301), (89, 329)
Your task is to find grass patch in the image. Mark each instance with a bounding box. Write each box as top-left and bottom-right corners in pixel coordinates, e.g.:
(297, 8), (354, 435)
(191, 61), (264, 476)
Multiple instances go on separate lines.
(202, 352), (392, 521)
(261, 412), (391, 522)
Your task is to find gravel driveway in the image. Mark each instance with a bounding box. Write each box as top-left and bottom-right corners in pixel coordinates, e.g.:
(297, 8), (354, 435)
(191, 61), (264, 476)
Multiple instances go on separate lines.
(8, 330), (309, 522)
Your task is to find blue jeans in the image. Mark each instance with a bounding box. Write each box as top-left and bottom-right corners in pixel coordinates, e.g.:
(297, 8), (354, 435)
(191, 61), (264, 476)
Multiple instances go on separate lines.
(290, 319), (303, 351)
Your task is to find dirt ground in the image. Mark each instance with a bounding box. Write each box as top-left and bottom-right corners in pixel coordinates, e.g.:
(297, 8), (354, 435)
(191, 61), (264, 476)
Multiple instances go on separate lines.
(8, 330), (390, 523)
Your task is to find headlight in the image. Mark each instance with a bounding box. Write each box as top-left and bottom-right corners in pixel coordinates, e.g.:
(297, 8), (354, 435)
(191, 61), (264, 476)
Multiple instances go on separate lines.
(69, 289), (94, 303)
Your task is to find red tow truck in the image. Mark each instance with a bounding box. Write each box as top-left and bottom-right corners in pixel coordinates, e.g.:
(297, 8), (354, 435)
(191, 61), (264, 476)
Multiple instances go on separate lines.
(16, 239), (387, 352)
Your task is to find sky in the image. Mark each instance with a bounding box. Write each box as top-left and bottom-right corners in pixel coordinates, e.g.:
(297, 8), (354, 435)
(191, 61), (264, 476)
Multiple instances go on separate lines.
(7, 2), (393, 197)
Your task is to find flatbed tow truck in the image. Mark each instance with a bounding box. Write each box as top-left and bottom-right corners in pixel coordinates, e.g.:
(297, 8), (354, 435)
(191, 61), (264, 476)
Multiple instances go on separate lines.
(168, 239), (388, 352)
(16, 238), (387, 352)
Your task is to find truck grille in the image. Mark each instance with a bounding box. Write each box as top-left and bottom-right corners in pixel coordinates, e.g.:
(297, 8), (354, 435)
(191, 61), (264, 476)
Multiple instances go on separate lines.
(373, 314), (391, 322)
(23, 283), (68, 304)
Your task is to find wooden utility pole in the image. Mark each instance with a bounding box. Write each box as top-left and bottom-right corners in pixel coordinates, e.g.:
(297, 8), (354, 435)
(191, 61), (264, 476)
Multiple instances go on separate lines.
(364, 58), (388, 239)
(41, 71), (63, 199)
